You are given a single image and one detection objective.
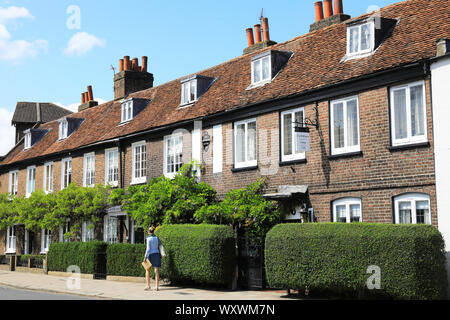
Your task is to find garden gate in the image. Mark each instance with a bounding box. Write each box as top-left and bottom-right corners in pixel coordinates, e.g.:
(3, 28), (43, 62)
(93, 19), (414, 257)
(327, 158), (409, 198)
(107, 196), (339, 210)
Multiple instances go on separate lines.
(236, 234), (266, 290)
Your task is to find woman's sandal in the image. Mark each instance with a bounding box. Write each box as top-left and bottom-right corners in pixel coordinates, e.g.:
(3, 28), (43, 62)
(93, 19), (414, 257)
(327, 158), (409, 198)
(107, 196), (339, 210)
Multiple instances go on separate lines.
(144, 287), (151, 291)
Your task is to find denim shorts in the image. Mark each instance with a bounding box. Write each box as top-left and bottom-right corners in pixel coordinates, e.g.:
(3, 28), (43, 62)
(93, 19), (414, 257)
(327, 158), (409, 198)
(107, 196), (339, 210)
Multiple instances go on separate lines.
(147, 253), (161, 268)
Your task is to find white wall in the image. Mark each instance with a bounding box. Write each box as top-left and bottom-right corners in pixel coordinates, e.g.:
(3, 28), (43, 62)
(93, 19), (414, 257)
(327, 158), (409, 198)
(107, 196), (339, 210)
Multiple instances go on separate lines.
(431, 56), (450, 294)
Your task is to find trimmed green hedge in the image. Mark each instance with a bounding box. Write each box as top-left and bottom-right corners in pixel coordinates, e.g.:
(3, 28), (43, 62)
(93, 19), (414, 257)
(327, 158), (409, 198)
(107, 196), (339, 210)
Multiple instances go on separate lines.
(265, 223), (448, 300)
(107, 243), (148, 278)
(158, 224), (236, 287)
(47, 241), (107, 274)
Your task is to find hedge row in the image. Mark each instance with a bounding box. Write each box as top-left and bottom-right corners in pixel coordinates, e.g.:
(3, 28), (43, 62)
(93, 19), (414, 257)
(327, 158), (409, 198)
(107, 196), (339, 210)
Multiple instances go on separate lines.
(265, 223), (448, 300)
(47, 241), (107, 274)
(106, 243), (148, 278)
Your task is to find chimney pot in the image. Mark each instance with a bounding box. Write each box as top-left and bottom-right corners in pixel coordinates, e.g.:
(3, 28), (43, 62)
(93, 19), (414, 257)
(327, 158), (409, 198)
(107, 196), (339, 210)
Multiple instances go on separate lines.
(84, 92), (89, 103)
(81, 93), (86, 104)
(132, 58), (139, 71)
(334, 0), (343, 15)
(254, 24), (262, 43)
(142, 56), (148, 73)
(124, 56), (130, 71)
(246, 28), (255, 47)
(119, 59), (124, 72)
(324, 0), (333, 18)
(315, 1), (324, 22)
(87, 86), (94, 102)
(262, 17), (270, 42)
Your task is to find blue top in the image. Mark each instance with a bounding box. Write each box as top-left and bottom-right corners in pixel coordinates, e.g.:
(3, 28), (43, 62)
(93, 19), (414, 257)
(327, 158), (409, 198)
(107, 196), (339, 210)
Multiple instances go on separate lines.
(145, 234), (160, 258)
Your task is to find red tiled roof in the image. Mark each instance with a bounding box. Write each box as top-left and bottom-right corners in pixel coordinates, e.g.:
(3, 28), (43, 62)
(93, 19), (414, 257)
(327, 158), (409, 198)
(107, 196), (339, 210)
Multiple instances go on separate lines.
(2, 0), (449, 166)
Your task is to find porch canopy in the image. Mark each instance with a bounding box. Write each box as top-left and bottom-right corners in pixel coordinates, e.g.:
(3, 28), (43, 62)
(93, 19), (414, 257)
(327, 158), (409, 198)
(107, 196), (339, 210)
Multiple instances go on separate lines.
(263, 185), (308, 200)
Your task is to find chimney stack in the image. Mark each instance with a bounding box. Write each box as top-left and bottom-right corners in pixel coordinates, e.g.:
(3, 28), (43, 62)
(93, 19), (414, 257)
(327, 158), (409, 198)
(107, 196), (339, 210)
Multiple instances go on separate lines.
(246, 28), (255, 47)
(262, 17), (270, 42)
(310, 0), (350, 32)
(114, 55), (154, 100)
(315, 1), (324, 22)
(79, 86), (99, 112)
(324, 0), (334, 18)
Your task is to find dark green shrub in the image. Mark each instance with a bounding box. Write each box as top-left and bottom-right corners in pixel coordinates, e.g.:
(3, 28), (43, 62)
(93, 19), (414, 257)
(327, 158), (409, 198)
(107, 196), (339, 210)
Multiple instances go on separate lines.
(265, 223), (448, 300)
(47, 241), (107, 274)
(159, 224), (236, 287)
(20, 254), (45, 263)
(106, 243), (148, 278)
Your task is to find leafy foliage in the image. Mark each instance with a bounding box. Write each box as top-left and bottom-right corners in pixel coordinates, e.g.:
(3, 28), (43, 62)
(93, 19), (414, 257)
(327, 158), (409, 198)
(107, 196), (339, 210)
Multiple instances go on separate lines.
(265, 223), (448, 300)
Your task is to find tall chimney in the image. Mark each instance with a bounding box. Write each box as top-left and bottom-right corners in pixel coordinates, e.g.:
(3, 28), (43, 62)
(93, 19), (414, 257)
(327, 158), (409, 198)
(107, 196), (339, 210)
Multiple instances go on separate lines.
(119, 59), (124, 72)
(315, 1), (324, 22)
(246, 28), (255, 47)
(324, 0), (333, 18)
(87, 85), (93, 102)
(262, 18), (270, 42)
(254, 24), (262, 43)
(81, 93), (86, 104)
(334, 0), (344, 15)
(142, 56), (148, 73)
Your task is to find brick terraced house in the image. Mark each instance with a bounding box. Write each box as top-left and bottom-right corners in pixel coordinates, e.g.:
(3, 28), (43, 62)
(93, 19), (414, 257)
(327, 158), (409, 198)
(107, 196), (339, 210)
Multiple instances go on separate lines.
(0, 0), (449, 271)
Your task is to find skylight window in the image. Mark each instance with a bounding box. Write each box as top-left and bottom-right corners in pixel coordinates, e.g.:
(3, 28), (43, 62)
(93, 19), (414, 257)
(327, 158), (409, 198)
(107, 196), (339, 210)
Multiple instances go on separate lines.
(347, 21), (375, 56)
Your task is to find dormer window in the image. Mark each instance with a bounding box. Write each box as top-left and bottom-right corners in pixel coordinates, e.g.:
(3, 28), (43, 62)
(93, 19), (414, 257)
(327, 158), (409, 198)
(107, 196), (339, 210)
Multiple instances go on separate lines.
(252, 55), (271, 86)
(121, 99), (133, 123)
(24, 130), (31, 150)
(248, 50), (292, 89)
(59, 118), (68, 140)
(181, 79), (197, 105)
(347, 21), (375, 56)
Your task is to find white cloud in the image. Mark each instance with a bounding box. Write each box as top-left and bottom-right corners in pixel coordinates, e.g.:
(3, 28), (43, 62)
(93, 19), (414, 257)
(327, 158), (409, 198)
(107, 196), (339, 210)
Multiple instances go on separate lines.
(64, 32), (106, 56)
(54, 98), (108, 113)
(0, 107), (16, 156)
(0, 6), (47, 62)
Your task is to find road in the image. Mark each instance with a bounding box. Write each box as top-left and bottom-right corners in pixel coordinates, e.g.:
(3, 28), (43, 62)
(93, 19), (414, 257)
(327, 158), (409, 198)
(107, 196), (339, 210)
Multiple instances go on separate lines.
(0, 285), (98, 300)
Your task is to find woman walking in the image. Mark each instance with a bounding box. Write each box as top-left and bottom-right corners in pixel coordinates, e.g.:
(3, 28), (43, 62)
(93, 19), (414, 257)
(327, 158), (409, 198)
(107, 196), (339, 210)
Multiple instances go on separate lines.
(143, 226), (162, 291)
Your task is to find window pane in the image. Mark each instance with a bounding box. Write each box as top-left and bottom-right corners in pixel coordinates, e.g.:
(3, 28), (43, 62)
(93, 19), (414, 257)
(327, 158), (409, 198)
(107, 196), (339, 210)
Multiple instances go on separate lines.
(350, 204), (361, 222)
(294, 111), (304, 154)
(253, 60), (261, 83)
(283, 113), (293, 156)
(183, 83), (189, 104)
(350, 27), (359, 53)
(394, 89), (408, 140)
(416, 201), (430, 224)
(346, 100), (359, 147)
(262, 57), (270, 81)
(236, 124), (246, 163)
(360, 24), (371, 50)
(336, 205), (347, 223)
(410, 85), (425, 137)
(247, 122), (257, 162)
(190, 81), (196, 101)
(333, 103), (345, 149)
(399, 202), (412, 224)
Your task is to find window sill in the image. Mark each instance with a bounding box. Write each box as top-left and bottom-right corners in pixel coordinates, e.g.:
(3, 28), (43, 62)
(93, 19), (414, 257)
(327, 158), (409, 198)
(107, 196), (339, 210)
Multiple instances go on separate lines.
(131, 179), (147, 186)
(280, 159), (307, 166)
(178, 102), (196, 109)
(246, 80), (272, 91)
(328, 151), (363, 160)
(388, 142), (430, 152)
(232, 166), (258, 173)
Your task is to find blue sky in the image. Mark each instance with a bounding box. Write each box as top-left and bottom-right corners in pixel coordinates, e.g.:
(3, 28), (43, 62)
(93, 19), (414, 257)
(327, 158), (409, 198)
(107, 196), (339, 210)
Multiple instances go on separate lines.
(0, 0), (399, 155)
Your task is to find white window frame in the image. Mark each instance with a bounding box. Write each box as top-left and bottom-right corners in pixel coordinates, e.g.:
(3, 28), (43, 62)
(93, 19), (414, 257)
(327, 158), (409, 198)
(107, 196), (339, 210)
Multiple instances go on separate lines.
(9, 170), (18, 196)
(43, 162), (54, 194)
(164, 133), (184, 179)
(332, 198), (363, 223)
(234, 118), (258, 169)
(346, 21), (375, 57)
(394, 193), (431, 225)
(180, 79), (198, 106)
(390, 81), (428, 147)
(83, 152), (96, 187)
(61, 157), (72, 190)
(82, 221), (95, 242)
(251, 55), (272, 86)
(105, 147), (119, 187)
(330, 96), (361, 155)
(24, 130), (31, 150)
(26, 166), (36, 198)
(121, 99), (133, 123)
(6, 226), (16, 254)
(103, 215), (118, 244)
(131, 141), (147, 185)
(58, 118), (69, 140)
(281, 107), (307, 162)
(41, 229), (51, 254)
(59, 220), (71, 243)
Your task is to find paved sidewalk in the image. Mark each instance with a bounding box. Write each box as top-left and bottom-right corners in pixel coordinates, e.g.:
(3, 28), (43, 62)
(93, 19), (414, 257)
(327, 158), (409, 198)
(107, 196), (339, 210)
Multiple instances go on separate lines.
(0, 271), (289, 300)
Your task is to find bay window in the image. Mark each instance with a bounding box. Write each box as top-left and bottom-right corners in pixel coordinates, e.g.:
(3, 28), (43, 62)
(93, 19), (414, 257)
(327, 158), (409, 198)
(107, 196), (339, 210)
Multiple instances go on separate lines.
(330, 96), (360, 155)
(281, 107), (306, 162)
(234, 119), (257, 169)
(394, 193), (431, 225)
(332, 198), (362, 223)
(164, 134), (183, 178)
(390, 81), (427, 146)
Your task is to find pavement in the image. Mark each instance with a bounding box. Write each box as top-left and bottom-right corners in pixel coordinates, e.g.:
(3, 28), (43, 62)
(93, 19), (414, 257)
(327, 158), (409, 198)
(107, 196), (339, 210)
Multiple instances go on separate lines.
(0, 270), (291, 300)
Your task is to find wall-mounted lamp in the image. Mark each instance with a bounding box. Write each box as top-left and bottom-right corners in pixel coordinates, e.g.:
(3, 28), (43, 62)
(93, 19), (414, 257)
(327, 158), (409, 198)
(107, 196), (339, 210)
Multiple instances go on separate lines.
(202, 132), (211, 152)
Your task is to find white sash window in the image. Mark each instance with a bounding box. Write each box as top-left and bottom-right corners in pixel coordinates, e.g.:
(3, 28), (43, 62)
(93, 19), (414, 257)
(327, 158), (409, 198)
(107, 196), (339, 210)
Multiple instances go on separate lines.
(61, 157), (72, 189)
(333, 198), (362, 223)
(6, 226), (16, 254)
(41, 229), (51, 254)
(83, 153), (95, 187)
(132, 141), (147, 185)
(330, 96), (360, 155)
(234, 119), (257, 169)
(164, 134), (183, 178)
(281, 107), (306, 162)
(394, 193), (431, 225)
(105, 148), (119, 187)
(43, 162), (54, 193)
(9, 171), (18, 196)
(26, 166), (36, 198)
